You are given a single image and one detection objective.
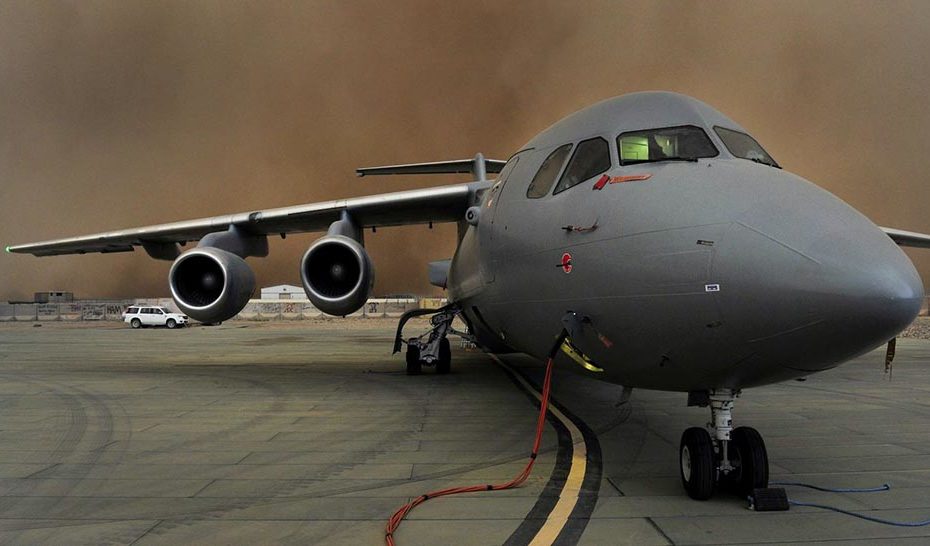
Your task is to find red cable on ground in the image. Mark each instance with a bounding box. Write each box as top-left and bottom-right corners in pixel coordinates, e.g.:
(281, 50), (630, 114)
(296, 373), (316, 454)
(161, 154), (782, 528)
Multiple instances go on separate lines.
(384, 354), (557, 545)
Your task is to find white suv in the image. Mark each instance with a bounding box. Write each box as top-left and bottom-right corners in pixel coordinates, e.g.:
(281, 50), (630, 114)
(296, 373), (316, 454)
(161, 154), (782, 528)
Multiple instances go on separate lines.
(123, 306), (189, 329)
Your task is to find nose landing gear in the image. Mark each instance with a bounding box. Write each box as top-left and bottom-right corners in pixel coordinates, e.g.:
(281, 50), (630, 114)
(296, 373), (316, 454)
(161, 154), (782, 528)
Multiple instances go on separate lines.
(680, 389), (769, 500)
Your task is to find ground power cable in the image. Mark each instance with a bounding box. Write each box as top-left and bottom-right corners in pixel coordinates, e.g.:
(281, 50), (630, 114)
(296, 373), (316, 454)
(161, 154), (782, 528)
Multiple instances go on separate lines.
(769, 481), (930, 527)
(384, 331), (568, 546)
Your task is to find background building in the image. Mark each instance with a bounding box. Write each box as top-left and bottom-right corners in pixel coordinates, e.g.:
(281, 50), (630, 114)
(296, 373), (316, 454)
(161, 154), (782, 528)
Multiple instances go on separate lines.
(34, 291), (73, 303)
(259, 285), (306, 300)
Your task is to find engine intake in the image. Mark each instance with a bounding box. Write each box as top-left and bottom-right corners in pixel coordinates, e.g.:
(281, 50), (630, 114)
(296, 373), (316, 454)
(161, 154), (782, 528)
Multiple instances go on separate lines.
(300, 235), (374, 316)
(169, 247), (255, 323)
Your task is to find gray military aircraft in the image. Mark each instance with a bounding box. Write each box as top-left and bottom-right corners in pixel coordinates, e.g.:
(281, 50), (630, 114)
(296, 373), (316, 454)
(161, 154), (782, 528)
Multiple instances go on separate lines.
(9, 91), (930, 501)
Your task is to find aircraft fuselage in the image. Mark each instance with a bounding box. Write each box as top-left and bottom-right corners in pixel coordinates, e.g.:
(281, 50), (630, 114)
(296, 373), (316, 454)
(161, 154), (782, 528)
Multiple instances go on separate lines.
(448, 94), (923, 391)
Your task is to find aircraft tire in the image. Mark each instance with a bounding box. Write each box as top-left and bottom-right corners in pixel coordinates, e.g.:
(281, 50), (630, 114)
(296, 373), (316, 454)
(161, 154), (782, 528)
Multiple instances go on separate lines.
(680, 427), (715, 500)
(436, 338), (451, 374)
(130, 318), (142, 329)
(405, 341), (422, 375)
(729, 426), (768, 496)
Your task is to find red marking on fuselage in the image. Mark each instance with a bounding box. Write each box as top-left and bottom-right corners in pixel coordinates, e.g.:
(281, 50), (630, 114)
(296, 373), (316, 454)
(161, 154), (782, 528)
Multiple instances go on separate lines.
(561, 252), (573, 274)
(610, 174), (651, 184)
(592, 174), (610, 190)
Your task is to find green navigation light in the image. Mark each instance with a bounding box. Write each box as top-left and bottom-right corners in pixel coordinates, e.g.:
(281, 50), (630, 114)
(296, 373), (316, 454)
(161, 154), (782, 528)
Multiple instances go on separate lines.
(4, 246), (11, 253)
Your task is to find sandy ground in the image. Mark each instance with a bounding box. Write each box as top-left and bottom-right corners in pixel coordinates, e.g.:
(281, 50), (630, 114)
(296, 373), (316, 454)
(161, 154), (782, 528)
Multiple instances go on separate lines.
(900, 316), (930, 339)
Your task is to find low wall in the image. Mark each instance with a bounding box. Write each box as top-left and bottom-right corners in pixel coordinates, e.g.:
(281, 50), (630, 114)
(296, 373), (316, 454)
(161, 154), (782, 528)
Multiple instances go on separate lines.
(0, 297), (438, 322)
(233, 298), (419, 320)
(0, 301), (130, 322)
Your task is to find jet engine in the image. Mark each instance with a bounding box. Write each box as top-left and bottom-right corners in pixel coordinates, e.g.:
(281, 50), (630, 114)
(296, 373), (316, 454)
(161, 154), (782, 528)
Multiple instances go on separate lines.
(169, 247), (255, 323)
(300, 235), (374, 316)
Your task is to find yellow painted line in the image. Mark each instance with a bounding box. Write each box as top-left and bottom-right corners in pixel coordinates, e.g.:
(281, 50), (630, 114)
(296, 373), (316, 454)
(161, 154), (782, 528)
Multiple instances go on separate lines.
(490, 355), (588, 546)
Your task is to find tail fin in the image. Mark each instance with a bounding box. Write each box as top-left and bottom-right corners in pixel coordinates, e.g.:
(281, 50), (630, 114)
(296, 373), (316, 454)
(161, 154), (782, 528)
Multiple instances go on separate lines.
(356, 153), (506, 181)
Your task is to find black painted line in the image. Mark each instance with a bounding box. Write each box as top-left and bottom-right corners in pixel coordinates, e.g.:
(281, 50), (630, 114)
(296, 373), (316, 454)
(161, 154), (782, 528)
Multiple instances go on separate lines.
(494, 358), (603, 546)
(550, 381), (602, 546)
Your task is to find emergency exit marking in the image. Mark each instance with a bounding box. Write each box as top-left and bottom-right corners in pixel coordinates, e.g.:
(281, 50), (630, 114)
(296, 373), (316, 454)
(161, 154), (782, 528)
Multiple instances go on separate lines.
(705, 284), (720, 292)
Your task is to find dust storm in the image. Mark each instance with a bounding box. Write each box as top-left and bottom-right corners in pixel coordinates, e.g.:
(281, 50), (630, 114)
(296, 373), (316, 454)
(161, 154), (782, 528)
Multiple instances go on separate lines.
(2, 1), (929, 300)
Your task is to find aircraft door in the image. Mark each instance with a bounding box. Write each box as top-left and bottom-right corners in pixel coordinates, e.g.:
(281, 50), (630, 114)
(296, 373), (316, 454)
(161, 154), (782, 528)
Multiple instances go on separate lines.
(485, 151), (530, 226)
(479, 150), (533, 282)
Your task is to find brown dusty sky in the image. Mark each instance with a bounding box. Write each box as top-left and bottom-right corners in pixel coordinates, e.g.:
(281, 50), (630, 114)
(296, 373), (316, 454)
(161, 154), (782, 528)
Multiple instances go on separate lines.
(2, 1), (930, 301)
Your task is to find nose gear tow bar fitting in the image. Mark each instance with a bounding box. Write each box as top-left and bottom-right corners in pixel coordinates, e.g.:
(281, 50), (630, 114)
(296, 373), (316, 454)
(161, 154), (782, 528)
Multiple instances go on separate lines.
(384, 328), (569, 545)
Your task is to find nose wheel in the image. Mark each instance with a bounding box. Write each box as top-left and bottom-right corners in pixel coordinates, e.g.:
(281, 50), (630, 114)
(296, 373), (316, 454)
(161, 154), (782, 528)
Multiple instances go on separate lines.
(679, 390), (769, 500)
(680, 427), (715, 500)
(724, 426), (769, 495)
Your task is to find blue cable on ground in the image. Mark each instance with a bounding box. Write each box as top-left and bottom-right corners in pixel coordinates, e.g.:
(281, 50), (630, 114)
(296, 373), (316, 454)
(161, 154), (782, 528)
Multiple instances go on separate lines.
(770, 481), (890, 493)
(786, 499), (930, 527)
(769, 481), (930, 527)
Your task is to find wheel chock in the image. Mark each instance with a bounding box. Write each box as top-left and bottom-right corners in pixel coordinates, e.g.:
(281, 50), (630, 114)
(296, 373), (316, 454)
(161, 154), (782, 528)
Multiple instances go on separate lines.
(748, 487), (790, 511)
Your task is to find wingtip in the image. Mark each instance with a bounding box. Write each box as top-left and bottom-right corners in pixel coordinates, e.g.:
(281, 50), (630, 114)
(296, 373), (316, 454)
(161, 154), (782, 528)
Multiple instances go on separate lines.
(4, 245), (10, 254)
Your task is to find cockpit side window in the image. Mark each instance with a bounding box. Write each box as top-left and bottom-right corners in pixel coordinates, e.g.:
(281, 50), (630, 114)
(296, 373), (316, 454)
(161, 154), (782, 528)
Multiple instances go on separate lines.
(617, 125), (718, 165)
(553, 137), (611, 195)
(714, 126), (780, 168)
(526, 144), (573, 199)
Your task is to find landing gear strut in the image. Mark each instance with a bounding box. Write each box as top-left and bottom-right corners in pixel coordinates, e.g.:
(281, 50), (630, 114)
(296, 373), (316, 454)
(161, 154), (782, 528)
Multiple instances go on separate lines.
(680, 389), (769, 500)
(393, 305), (467, 375)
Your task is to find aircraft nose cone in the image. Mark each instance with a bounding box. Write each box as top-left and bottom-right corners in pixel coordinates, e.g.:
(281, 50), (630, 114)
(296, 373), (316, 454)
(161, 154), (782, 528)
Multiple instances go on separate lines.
(804, 220), (924, 349)
(715, 180), (924, 374)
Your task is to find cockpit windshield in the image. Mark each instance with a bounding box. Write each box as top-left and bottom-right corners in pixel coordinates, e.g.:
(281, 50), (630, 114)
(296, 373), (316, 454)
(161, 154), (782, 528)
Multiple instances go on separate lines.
(617, 125), (718, 165)
(714, 126), (780, 168)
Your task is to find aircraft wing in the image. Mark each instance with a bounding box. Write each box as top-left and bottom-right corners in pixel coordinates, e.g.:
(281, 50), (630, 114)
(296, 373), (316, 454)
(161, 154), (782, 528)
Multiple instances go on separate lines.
(356, 157), (507, 177)
(882, 227), (930, 249)
(7, 181), (487, 258)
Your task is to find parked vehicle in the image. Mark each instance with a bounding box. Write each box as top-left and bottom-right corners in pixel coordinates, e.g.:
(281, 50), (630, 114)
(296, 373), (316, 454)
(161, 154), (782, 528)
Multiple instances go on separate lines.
(122, 306), (189, 329)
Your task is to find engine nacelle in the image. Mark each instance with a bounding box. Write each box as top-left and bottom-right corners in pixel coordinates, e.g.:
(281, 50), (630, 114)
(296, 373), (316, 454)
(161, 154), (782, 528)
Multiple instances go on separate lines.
(300, 235), (374, 316)
(169, 247), (255, 323)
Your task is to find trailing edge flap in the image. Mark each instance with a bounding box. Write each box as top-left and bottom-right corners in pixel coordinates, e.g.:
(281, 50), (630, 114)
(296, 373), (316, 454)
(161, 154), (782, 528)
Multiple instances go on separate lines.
(356, 153), (507, 179)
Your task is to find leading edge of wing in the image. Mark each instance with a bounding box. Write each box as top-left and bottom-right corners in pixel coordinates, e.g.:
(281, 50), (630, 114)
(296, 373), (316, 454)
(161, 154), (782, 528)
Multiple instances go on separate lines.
(8, 182), (485, 257)
(882, 226), (930, 249)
